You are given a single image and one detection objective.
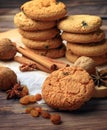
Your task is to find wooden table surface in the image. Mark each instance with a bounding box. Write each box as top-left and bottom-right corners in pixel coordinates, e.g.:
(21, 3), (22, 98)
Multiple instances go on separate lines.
(0, 0), (107, 129)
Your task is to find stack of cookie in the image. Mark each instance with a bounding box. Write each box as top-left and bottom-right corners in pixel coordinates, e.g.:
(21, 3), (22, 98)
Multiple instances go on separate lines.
(14, 0), (67, 58)
(58, 15), (107, 65)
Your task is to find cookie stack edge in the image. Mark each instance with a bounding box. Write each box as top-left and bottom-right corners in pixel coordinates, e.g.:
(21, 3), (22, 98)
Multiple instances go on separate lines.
(14, 0), (67, 59)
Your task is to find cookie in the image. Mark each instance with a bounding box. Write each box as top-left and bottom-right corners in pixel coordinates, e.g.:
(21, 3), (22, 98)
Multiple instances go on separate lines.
(22, 36), (62, 49)
(42, 66), (95, 110)
(21, 0), (67, 21)
(67, 39), (107, 56)
(61, 29), (105, 43)
(25, 44), (66, 58)
(58, 15), (102, 33)
(14, 12), (56, 31)
(19, 28), (59, 41)
(66, 50), (107, 65)
(66, 50), (79, 63)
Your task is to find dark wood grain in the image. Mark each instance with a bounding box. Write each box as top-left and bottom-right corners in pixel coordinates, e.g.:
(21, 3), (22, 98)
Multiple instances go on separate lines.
(0, 0), (107, 129)
(0, 91), (107, 130)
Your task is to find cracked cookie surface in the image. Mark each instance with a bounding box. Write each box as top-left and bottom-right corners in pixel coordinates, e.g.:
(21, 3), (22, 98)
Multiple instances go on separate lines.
(42, 66), (94, 110)
(21, 0), (67, 21)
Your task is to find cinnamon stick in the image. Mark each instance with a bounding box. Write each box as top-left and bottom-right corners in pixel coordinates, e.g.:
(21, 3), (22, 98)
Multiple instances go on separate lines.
(25, 47), (70, 69)
(14, 56), (52, 73)
(16, 46), (57, 71)
(44, 57), (70, 69)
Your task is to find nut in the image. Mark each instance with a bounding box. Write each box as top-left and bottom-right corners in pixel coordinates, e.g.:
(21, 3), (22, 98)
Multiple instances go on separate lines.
(0, 38), (17, 60)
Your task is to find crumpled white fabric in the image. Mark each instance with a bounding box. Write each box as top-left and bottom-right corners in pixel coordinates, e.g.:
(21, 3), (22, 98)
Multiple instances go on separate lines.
(0, 60), (49, 95)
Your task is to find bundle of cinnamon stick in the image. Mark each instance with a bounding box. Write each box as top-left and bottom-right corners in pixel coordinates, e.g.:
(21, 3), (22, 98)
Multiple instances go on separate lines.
(14, 46), (69, 73)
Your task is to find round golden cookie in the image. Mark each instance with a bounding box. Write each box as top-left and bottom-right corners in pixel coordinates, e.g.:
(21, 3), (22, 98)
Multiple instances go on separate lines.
(66, 50), (107, 65)
(21, 0), (67, 21)
(25, 44), (66, 58)
(22, 36), (62, 49)
(19, 28), (59, 41)
(42, 66), (95, 110)
(67, 39), (107, 56)
(14, 12), (56, 31)
(61, 29), (105, 43)
(58, 15), (102, 33)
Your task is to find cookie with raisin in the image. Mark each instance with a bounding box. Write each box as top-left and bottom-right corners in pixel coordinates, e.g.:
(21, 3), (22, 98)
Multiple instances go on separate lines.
(58, 15), (102, 33)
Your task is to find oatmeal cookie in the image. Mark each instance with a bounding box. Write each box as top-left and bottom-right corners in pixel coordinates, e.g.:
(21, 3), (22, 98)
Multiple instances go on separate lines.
(19, 28), (59, 41)
(21, 0), (67, 21)
(58, 15), (102, 33)
(22, 36), (62, 49)
(14, 12), (56, 31)
(65, 50), (79, 63)
(61, 29), (105, 43)
(66, 50), (107, 65)
(67, 39), (107, 56)
(42, 66), (95, 110)
(25, 44), (66, 58)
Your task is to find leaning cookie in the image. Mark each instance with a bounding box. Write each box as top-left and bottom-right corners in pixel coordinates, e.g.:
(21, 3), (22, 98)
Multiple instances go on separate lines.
(22, 36), (62, 49)
(67, 39), (107, 56)
(21, 0), (67, 21)
(14, 12), (56, 31)
(61, 29), (105, 43)
(42, 66), (95, 110)
(58, 15), (102, 33)
(66, 50), (107, 65)
(25, 44), (66, 58)
(19, 28), (59, 41)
